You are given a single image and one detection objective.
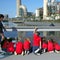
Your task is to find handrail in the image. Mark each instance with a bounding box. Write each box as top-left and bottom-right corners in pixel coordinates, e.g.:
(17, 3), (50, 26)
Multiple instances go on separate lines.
(5, 28), (60, 31)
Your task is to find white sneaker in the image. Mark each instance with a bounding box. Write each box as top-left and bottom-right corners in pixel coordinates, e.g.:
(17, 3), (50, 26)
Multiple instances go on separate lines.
(14, 51), (17, 55)
(49, 51), (54, 53)
(43, 49), (46, 53)
(21, 51), (24, 56)
(55, 50), (59, 53)
(35, 48), (40, 53)
(27, 51), (29, 54)
(25, 51), (27, 54)
(34, 53), (40, 56)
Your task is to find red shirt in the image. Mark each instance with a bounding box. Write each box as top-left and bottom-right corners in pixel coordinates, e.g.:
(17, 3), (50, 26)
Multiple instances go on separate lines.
(2, 40), (9, 49)
(42, 42), (48, 49)
(54, 43), (60, 50)
(48, 41), (54, 51)
(24, 40), (30, 50)
(15, 42), (23, 54)
(7, 42), (14, 53)
(33, 33), (41, 46)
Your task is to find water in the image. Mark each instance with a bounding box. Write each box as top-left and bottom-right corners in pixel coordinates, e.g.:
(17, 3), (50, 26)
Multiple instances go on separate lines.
(3, 31), (60, 45)
(25, 31), (43, 37)
(4, 31), (43, 38)
(4, 31), (18, 38)
(2, 21), (18, 28)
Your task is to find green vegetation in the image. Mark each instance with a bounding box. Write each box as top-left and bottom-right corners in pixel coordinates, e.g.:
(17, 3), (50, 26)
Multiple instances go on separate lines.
(25, 19), (60, 23)
(4, 17), (60, 23)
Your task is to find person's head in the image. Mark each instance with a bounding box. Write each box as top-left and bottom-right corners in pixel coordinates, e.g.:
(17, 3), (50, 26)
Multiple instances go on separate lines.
(26, 38), (30, 41)
(42, 37), (46, 42)
(48, 39), (54, 43)
(36, 32), (40, 36)
(53, 40), (57, 44)
(50, 39), (54, 43)
(3, 37), (7, 41)
(24, 37), (30, 42)
(17, 37), (21, 42)
(8, 38), (12, 42)
(42, 36), (46, 40)
(0, 14), (4, 21)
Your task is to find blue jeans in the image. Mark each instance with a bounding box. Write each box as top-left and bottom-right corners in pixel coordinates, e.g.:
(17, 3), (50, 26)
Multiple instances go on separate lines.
(33, 46), (39, 53)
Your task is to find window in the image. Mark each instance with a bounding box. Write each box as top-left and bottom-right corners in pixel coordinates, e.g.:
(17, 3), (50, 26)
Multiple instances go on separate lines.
(19, 8), (24, 16)
(48, 31), (55, 36)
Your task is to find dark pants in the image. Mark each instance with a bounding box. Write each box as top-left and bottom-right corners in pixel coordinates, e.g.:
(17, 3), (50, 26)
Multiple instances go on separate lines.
(0, 36), (2, 44)
(2, 48), (7, 52)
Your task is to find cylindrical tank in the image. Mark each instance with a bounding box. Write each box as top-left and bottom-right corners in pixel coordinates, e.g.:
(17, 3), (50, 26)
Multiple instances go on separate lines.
(35, 9), (40, 17)
(43, 0), (48, 19)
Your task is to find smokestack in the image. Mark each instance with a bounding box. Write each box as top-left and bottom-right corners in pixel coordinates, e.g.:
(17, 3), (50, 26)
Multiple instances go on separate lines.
(43, 0), (48, 20)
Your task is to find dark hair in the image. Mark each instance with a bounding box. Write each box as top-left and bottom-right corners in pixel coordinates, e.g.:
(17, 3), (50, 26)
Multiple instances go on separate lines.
(42, 36), (46, 41)
(36, 32), (40, 36)
(50, 39), (54, 43)
(3, 37), (7, 40)
(8, 38), (12, 42)
(0, 14), (4, 18)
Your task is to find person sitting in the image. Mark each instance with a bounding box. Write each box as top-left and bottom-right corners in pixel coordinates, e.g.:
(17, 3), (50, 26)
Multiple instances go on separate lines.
(24, 38), (31, 55)
(42, 37), (48, 53)
(14, 39), (24, 55)
(54, 41), (60, 53)
(48, 39), (54, 53)
(1, 37), (9, 52)
(7, 38), (14, 54)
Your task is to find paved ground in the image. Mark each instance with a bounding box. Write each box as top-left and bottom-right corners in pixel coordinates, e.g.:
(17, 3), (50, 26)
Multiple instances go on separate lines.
(0, 52), (60, 60)
(0, 46), (60, 60)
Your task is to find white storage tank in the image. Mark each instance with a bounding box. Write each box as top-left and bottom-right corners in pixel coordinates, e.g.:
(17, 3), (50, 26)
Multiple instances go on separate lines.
(35, 9), (40, 17)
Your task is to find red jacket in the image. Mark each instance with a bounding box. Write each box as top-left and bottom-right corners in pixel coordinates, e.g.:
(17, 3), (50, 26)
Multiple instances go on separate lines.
(7, 42), (14, 53)
(48, 41), (54, 51)
(15, 42), (23, 54)
(42, 42), (48, 49)
(33, 33), (41, 46)
(2, 40), (9, 49)
(24, 40), (30, 50)
(54, 43), (60, 50)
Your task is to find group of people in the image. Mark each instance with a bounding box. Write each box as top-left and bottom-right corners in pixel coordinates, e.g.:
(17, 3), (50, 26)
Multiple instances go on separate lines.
(0, 14), (60, 56)
(0, 27), (60, 56)
(32, 27), (60, 55)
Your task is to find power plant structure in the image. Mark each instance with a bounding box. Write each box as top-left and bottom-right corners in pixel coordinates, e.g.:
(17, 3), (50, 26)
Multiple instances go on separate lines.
(16, 0), (27, 17)
(35, 0), (60, 20)
(16, 0), (60, 20)
(35, 9), (40, 17)
(43, 0), (60, 20)
(43, 0), (48, 20)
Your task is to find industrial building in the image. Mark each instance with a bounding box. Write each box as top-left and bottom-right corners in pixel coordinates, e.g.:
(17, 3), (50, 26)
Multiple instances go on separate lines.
(16, 0), (27, 17)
